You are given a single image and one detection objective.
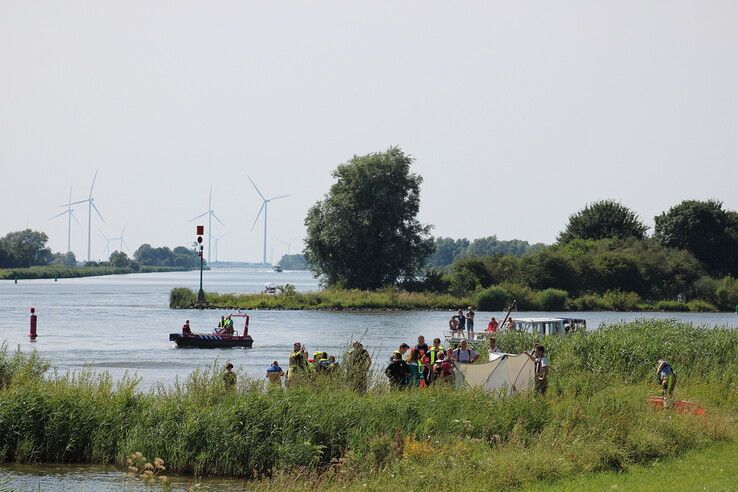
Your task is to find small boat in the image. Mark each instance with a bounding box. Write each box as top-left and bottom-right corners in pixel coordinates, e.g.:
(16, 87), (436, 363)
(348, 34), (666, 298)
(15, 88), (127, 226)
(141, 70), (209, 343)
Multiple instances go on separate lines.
(169, 313), (254, 348)
(273, 265), (283, 272)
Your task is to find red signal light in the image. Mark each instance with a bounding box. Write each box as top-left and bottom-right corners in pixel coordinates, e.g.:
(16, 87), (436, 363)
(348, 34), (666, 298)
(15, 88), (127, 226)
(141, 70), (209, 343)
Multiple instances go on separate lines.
(196, 225), (204, 235)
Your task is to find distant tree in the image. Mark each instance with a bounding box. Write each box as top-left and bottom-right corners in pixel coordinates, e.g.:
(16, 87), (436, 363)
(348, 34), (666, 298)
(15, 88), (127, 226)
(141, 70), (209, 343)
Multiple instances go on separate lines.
(109, 251), (132, 268)
(133, 243), (200, 269)
(427, 237), (470, 267)
(654, 200), (738, 276)
(558, 200), (648, 243)
(466, 236), (533, 257)
(304, 147), (434, 289)
(0, 229), (53, 267)
(278, 254), (309, 270)
(51, 251), (77, 267)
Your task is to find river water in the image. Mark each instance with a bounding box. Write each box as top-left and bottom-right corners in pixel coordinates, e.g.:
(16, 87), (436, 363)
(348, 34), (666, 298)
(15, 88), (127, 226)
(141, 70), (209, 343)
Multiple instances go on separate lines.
(1, 268), (737, 490)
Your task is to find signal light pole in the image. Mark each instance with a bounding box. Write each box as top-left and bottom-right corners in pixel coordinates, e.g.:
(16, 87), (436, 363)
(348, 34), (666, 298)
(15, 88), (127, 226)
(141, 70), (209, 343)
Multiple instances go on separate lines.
(196, 225), (206, 307)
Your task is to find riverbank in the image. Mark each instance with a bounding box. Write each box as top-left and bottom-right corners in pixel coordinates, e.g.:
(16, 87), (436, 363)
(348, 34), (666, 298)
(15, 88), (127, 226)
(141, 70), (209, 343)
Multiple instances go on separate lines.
(0, 265), (196, 280)
(0, 321), (735, 488)
(169, 287), (728, 312)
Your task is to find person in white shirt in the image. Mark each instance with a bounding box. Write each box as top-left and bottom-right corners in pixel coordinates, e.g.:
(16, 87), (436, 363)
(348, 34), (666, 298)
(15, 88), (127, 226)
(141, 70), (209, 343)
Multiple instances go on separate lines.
(525, 344), (549, 394)
(452, 339), (478, 364)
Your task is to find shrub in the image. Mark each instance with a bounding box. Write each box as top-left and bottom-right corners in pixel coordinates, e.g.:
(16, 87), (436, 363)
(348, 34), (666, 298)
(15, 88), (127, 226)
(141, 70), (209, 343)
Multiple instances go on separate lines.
(568, 294), (611, 311)
(602, 290), (641, 311)
(715, 276), (738, 311)
(537, 289), (569, 310)
(474, 286), (509, 311)
(169, 288), (196, 308)
(686, 300), (718, 312)
(655, 300), (688, 312)
(498, 282), (540, 310)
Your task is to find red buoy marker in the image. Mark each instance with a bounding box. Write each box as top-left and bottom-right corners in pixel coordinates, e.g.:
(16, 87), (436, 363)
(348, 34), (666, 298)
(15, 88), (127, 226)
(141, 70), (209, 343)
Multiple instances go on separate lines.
(29, 307), (38, 341)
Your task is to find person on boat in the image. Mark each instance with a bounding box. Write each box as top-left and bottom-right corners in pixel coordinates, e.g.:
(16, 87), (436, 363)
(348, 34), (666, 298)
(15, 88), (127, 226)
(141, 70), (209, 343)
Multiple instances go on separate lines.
(452, 339), (479, 364)
(415, 336), (429, 354)
(215, 316), (226, 334)
(504, 318), (515, 332)
(224, 315), (234, 335)
(385, 352), (410, 389)
(266, 360), (285, 385)
(287, 342), (309, 386)
(657, 358), (677, 406)
(406, 349), (423, 387)
(455, 310), (466, 337)
(223, 363), (236, 390)
(466, 306), (475, 339)
(525, 344), (548, 394)
(182, 320), (192, 336)
(346, 341), (372, 393)
(391, 343), (411, 362)
(486, 317), (498, 333)
(448, 315), (459, 335)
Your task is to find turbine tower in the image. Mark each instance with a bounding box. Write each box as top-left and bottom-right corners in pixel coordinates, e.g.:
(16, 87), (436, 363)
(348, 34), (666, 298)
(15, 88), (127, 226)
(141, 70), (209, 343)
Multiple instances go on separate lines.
(248, 176), (290, 265)
(278, 236), (300, 255)
(213, 232), (228, 262)
(50, 186), (80, 253)
(188, 186), (225, 263)
(67, 171), (104, 262)
(100, 230), (116, 258)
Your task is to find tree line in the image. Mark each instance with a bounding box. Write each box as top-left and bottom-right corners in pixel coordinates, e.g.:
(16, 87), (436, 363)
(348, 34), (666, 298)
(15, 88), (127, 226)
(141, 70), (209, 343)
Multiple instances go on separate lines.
(303, 147), (738, 310)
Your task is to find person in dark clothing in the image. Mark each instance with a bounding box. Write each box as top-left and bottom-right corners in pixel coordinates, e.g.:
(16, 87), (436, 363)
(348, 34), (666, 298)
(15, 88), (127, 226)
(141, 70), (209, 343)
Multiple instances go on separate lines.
(455, 309), (466, 336)
(657, 358), (677, 407)
(415, 336), (429, 354)
(223, 363), (236, 390)
(385, 353), (410, 389)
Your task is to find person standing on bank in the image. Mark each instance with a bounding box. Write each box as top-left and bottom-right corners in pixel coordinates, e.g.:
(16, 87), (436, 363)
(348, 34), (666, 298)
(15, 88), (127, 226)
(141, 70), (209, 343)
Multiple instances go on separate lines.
(223, 363), (236, 390)
(525, 344), (548, 394)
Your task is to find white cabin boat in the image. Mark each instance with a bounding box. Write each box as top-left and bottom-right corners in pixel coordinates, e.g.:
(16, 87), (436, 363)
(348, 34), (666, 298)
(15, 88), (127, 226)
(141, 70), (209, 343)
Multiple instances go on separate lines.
(444, 317), (586, 346)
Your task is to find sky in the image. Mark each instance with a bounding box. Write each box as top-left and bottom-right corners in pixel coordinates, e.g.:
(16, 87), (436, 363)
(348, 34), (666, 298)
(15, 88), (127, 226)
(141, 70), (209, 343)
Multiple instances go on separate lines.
(1, 1), (737, 262)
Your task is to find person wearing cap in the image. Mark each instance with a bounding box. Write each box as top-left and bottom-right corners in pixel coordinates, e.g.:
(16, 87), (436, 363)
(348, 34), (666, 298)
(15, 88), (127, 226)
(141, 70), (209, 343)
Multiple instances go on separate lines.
(266, 360), (285, 385)
(223, 363), (236, 390)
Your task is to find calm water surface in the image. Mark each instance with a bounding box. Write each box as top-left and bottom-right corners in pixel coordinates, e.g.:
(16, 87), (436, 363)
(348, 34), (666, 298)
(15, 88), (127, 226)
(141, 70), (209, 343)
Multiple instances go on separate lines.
(1, 268), (737, 490)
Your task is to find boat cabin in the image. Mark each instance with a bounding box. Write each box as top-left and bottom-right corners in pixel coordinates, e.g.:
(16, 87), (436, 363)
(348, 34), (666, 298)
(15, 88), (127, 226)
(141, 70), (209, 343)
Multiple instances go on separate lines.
(510, 317), (586, 336)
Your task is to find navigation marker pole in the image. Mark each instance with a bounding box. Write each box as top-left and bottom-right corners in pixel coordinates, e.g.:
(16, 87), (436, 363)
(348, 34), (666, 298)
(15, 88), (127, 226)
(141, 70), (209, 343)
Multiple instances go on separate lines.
(196, 225), (206, 307)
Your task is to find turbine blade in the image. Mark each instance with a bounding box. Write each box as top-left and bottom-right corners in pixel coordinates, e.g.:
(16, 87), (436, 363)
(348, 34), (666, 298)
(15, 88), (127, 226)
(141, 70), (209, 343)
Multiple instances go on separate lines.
(91, 201), (104, 222)
(65, 199), (88, 207)
(247, 175), (266, 201)
(121, 224), (126, 237)
(89, 170), (98, 199)
(268, 194), (290, 201)
(250, 202), (265, 230)
(49, 210), (68, 220)
(211, 212), (225, 227)
(188, 211), (209, 222)
(71, 211), (81, 225)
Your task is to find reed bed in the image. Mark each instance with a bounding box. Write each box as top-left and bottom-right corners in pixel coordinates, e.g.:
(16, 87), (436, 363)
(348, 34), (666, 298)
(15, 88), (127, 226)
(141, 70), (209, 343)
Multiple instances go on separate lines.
(0, 321), (736, 488)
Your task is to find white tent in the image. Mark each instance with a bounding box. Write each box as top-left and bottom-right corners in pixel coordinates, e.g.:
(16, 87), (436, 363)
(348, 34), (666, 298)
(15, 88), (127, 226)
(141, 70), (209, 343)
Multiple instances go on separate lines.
(453, 354), (535, 394)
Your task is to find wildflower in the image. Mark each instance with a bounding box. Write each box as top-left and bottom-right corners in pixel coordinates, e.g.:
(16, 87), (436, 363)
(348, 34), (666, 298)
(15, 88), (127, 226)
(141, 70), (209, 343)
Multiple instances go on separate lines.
(143, 462), (154, 471)
(126, 458), (133, 465)
(127, 466), (138, 474)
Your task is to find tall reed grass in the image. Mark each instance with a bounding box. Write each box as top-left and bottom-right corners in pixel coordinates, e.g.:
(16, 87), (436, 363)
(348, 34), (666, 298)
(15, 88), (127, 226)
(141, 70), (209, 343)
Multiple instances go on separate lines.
(0, 321), (736, 487)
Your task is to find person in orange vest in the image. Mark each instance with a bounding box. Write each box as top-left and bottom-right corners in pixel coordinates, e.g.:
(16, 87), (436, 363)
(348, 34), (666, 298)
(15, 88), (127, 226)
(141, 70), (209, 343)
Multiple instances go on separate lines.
(29, 307), (38, 340)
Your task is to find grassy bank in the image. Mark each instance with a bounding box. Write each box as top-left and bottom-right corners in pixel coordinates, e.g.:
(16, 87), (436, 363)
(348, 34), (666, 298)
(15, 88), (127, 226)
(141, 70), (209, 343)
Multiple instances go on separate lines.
(0, 321), (736, 488)
(169, 286), (728, 312)
(0, 265), (193, 280)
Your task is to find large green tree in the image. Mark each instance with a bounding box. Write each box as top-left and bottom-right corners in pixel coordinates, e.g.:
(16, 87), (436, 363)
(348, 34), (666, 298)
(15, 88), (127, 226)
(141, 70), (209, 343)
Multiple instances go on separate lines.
(654, 200), (738, 276)
(558, 200), (648, 243)
(304, 147), (434, 289)
(0, 229), (53, 267)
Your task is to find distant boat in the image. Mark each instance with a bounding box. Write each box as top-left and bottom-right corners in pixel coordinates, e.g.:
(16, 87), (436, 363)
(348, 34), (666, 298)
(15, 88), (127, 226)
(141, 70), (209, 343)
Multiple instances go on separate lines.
(273, 265), (283, 272)
(170, 313), (254, 349)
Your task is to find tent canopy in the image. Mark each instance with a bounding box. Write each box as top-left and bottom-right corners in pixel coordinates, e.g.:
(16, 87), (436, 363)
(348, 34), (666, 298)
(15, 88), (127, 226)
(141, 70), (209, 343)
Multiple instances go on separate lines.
(454, 354), (535, 394)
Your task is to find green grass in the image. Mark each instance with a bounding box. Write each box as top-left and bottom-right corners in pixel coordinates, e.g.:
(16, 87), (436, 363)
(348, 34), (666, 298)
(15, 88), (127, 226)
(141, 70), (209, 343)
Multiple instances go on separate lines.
(526, 439), (738, 492)
(170, 287), (724, 312)
(0, 265), (192, 280)
(0, 320), (736, 487)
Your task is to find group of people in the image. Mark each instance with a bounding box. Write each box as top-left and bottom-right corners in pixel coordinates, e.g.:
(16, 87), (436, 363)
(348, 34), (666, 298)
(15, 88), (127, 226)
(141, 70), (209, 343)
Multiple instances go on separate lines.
(215, 315), (235, 335)
(448, 307), (476, 338)
(484, 316), (516, 333)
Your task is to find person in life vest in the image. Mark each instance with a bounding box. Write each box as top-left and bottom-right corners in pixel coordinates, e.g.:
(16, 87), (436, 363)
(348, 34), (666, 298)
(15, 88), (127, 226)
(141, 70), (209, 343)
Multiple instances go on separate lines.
(406, 349), (423, 387)
(266, 360), (285, 385)
(29, 307), (38, 340)
(215, 316), (226, 334)
(222, 363), (236, 390)
(428, 338), (446, 383)
(657, 358), (677, 407)
(346, 341), (372, 393)
(287, 342), (309, 386)
(182, 320), (192, 336)
(391, 343), (410, 362)
(224, 315), (234, 335)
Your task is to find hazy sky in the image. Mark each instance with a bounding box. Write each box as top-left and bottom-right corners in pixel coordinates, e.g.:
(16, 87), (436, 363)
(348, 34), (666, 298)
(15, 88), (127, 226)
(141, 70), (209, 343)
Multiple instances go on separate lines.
(1, 1), (737, 262)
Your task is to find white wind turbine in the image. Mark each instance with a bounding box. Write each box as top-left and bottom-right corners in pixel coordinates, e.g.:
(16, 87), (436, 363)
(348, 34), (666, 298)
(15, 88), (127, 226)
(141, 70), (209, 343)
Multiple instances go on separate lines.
(213, 232), (228, 262)
(278, 236), (300, 255)
(248, 176), (290, 265)
(100, 230), (116, 258)
(188, 186), (225, 263)
(67, 171), (104, 262)
(50, 186), (81, 253)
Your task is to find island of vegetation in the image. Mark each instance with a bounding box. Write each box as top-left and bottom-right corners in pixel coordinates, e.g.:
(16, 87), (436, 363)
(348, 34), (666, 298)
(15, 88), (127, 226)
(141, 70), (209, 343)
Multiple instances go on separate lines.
(0, 229), (202, 280)
(172, 147), (738, 312)
(0, 320), (735, 489)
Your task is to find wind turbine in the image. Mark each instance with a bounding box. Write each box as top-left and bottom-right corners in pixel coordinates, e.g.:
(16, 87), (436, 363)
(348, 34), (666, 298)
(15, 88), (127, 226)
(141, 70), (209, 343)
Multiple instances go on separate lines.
(100, 230), (116, 258)
(248, 176), (290, 265)
(213, 232), (228, 262)
(116, 225), (129, 253)
(188, 186), (225, 263)
(67, 171), (104, 262)
(278, 236), (300, 256)
(50, 186), (81, 253)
